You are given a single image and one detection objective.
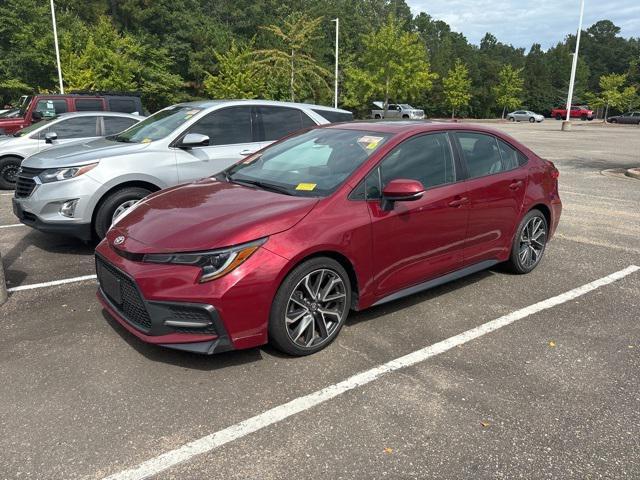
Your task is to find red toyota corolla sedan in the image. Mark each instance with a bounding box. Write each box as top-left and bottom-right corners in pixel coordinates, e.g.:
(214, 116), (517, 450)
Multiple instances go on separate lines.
(95, 121), (561, 356)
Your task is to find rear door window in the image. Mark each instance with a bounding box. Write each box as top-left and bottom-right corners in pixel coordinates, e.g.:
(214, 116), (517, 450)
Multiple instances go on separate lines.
(496, 139), (525, 171)
(103, 116), (139, 136)
(75, 99), (105, 112)
(48, 116), (99, 139)
(455, 132), (504, 178)
(257, 106), (307, 142)
(188, 106), (254, 145)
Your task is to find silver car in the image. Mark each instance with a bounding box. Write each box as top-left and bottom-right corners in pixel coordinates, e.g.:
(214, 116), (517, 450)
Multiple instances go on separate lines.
(506, 110), (544, 123)
(12, 100), (353, 240)
(0, 111), (143, 189)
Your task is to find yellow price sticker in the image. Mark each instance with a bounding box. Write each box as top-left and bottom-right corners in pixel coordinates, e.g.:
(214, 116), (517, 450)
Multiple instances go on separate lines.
(141, 138), (152, 144)
(295, 183), (317, 191)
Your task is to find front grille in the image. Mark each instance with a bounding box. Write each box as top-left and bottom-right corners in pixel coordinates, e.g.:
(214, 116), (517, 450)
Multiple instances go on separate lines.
(96, 256), (152, 330)
(15, 167), (44, 198)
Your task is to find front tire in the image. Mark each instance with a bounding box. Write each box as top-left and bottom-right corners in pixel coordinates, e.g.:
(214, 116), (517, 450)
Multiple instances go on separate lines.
(94, 186), (152, 239)
(555, 114), (562, 120)
(0, 156), (22, 190)
(506, 209), (548, 274)
(269, 257), (351, 356)
(529, 117), (535, 123)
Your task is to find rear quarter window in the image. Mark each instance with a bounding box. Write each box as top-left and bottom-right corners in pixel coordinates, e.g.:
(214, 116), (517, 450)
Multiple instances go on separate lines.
(311, 109), (353, 123)
(75, 99), (104, 111)
(108, 98), (137, 113)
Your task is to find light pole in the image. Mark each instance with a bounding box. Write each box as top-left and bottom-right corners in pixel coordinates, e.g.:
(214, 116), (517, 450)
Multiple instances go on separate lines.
(562, 0), (585, 131)
(332, 18), (339, 109)
(50, 0), (64, 94)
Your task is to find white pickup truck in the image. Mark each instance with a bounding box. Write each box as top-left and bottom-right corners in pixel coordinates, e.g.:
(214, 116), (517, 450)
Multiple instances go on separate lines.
(371, 102), (425, 120)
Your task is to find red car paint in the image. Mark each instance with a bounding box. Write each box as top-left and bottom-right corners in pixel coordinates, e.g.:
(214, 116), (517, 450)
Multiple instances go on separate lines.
(550, 105), (594, 121)
(95, 122), (562, 354)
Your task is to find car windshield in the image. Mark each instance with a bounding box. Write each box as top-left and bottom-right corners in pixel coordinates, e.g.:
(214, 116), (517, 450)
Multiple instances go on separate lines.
(400, 104), (414, 109)
(109, 105), (203, 143)
(225, 128), (392, 197)
(12, 117), (56, 137)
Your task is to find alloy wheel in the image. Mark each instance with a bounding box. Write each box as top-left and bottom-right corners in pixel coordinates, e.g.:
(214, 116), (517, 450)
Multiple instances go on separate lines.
(518, 216), (546, 269)
(285, 268), (347, 348)
(1, 164), (18, 185)
(111, 199), (140, 225)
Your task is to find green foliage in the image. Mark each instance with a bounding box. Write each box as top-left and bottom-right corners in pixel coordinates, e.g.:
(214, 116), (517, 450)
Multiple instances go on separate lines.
(443, 60), (472, 118)
(343, 15), (437, 109)
(598, 73), (628, 117)
(256, 13), (331, 102)
(203, 41), (266, 99)
(0, 0), (639, 116)
(493, 65), (524, 117)
(620, 85), (638, 111)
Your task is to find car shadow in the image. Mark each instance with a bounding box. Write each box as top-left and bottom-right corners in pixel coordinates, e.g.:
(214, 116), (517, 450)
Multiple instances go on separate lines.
(101, 310), (264, 371)
(2, 229), (94, 270)
(101, 266), (502, 367)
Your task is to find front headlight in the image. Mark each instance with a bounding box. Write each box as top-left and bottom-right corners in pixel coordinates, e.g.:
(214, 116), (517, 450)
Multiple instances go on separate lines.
(142, 238), (267, 283)
(39, 163), (98, 183)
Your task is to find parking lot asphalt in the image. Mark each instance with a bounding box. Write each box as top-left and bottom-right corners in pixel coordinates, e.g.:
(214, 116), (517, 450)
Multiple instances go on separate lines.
(1, 120), (639, 479)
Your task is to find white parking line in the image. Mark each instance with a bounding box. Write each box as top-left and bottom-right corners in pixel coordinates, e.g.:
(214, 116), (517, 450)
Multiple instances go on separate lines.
(0, 193), (14, 196)
(0, 223), (24, 229)
(7, 275), (97, 293)
(102, 265), (640, 480)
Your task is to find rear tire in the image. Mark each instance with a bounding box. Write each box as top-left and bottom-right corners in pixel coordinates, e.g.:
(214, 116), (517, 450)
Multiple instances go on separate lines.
(506, 209), (548, 274)
(269, 257), (351, 356)
(0, 156), (22, 190)
(94, 187), (152, 239)
(609, 118), (617, 124)
(555, 114), (562, 120)
(509, 117), (515, 122)
(374, 114), (381, 119)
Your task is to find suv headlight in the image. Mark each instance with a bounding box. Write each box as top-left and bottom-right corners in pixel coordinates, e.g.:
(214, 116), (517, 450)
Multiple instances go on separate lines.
(142, 238), (267, 283)
(39, 163), (98, 183)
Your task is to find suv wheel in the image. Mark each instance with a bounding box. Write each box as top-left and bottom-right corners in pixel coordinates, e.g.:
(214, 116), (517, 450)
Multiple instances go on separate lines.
(94, 187), (152, 239)
(506, 209), (548, 274)
(0, 156), (21, 190)
(269, 257), (351, 356)
(555, 113), (562, 120)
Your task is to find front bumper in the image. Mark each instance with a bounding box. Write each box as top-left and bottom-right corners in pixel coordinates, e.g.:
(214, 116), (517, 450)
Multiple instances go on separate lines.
(13, 197), (94, 240)
(95, 236), (290, 354)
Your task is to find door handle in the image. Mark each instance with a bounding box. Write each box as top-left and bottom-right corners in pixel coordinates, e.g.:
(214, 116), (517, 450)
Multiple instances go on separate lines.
(448, 196), (469, 208)
(239, 149), (256, 156)
(509, 180), (523, 190)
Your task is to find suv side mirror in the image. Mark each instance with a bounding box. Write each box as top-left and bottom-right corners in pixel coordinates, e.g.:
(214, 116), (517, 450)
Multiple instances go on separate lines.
(32, 110), (43, 121)
(44, 132), (58, 144)
(381, 179), (425, 211)
(179, 133), (210, 149)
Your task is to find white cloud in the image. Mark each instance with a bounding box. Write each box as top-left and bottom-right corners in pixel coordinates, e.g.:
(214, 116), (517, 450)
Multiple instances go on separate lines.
(406, 0), (640, 49)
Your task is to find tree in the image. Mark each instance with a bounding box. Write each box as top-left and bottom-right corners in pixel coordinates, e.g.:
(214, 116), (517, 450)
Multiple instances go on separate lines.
(443, 60), (472, 118)
(599, 73), (627, 119)
(343, 15), (437, 110)
(256, 13), (330, 102)
(203, 41), (266, 99)
(493, 64), (524, 118)
(619, 85), (638, 111)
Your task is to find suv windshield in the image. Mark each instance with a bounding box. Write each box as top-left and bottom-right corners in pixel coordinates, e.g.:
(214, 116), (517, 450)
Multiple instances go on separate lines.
(110, 105), (203, 143)
(225, 128), (392, 197)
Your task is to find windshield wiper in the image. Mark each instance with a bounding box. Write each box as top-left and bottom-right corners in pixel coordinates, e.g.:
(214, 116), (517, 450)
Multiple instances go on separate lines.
(230, 178), (293, 196)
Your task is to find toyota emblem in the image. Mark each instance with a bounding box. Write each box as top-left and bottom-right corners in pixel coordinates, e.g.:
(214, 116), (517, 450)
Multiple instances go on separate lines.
(113, 236), (125, 246)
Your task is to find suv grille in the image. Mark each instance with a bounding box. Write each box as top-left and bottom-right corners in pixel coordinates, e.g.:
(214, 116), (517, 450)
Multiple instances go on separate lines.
(15, 167), (44, 198)
(96, 256), (152, 331)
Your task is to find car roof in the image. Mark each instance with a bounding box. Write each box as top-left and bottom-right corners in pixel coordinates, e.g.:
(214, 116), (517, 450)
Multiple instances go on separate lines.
(177, 99), (351, 114)
(323, 120), (508, 136)
(55, 111), (144, 119)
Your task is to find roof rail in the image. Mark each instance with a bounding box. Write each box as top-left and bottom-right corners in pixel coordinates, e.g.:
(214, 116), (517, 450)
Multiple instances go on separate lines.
(67, 90), (142, 97)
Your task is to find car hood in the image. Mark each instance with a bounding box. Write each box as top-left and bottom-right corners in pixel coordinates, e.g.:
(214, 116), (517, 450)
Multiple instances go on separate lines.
(0, 135), (15, 146)
(107, 178), (319, 253)
(22, 137), (152, 168)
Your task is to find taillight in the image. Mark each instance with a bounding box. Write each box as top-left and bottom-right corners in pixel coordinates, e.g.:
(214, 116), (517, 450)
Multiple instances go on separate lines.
(546, 160), (559, 179)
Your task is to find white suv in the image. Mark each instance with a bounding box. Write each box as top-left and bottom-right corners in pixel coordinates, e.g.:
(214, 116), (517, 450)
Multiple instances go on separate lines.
(12, 100), (352, 240)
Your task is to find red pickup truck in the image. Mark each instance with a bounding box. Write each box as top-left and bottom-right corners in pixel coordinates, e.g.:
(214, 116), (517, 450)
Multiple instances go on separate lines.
(551, 105), (594, 121)
(0, 93), (144, 135)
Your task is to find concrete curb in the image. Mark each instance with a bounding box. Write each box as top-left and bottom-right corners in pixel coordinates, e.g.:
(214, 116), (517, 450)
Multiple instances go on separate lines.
(625, 168), (640, 180)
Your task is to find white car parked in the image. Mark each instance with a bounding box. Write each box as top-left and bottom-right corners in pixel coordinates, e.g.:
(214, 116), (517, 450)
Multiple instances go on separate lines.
(12, 100), (353, 240)
(0, 111), (143, 189)
(506, 110), (545, 123)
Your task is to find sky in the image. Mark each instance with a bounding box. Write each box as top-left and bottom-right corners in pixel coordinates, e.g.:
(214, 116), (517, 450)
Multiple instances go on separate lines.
(406, 0), (640, 50)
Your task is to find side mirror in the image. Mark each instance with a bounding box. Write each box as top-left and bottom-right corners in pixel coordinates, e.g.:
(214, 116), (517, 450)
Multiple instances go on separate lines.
(32, 111), (43, 121)
(179, 133), (210, 149)
(381, 179), (425, 211)
(44, 132), (58, 144)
